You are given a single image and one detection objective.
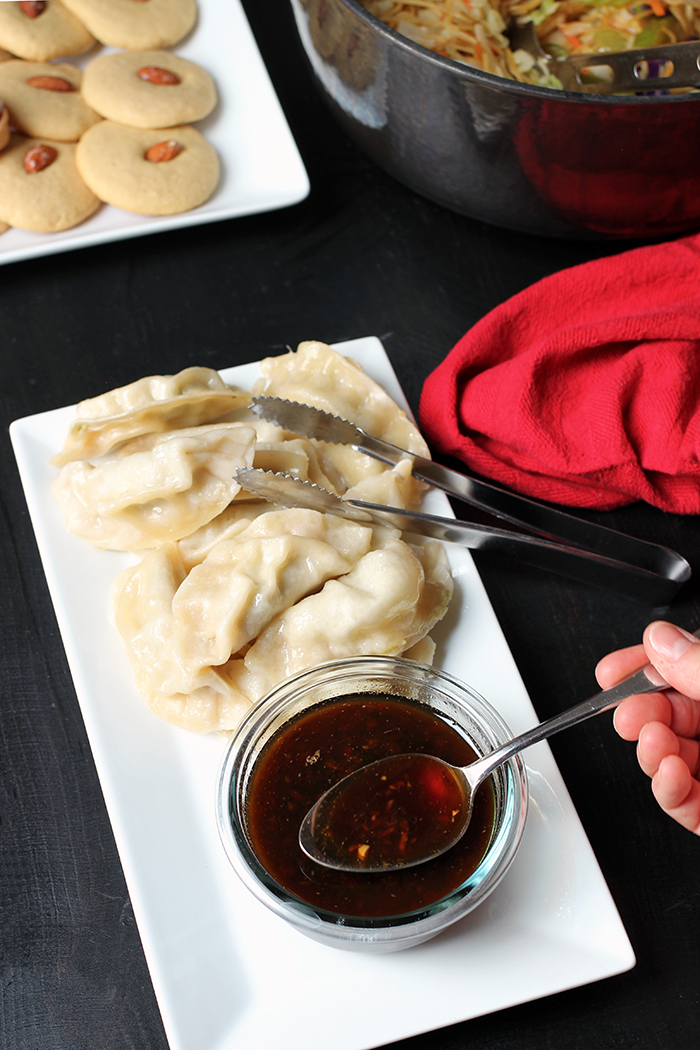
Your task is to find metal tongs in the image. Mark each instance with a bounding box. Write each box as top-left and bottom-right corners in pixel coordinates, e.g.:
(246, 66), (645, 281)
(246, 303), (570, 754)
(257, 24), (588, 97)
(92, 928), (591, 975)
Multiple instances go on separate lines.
(243, 396), (690, 603)
(508, 20), (700, 94)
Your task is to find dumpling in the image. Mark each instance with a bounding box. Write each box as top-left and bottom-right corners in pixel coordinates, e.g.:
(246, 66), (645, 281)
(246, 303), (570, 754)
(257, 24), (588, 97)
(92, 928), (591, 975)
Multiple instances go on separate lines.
(252, 340), (430, 457)
(171, 509), (373, 674)
(252, 341), (429, 506)
(112, 543), (252, 733)
(241, 538), (454, 695)
(52, 423), (256, 550)
(51, 366), (250, 465)
(112, 510), (376, 731)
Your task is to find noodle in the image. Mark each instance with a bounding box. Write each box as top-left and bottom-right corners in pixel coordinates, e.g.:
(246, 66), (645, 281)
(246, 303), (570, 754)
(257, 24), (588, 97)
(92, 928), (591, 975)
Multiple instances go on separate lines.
(360, 0), (700, 89)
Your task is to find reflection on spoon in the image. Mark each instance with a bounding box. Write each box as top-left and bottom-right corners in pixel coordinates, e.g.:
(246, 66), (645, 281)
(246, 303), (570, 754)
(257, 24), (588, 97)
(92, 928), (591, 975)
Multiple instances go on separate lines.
(299, 651), (680, 872)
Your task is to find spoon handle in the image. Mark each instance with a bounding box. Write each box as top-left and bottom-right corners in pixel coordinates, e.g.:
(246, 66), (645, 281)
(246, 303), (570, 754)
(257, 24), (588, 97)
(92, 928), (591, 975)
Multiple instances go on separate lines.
(467, 635), (698, 789)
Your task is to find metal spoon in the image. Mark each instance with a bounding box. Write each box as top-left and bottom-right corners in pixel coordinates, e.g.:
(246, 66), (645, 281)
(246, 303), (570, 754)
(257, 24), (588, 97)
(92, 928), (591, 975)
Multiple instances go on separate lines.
(299, 643), (692, 872)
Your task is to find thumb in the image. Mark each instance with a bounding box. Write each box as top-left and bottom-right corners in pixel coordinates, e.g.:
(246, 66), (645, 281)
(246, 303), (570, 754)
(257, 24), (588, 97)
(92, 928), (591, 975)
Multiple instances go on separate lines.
(644, 621), (700, 701)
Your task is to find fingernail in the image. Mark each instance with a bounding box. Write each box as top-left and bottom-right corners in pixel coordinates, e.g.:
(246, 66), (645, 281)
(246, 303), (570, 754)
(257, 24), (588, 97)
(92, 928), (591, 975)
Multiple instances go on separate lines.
(648, 621), (697, 661)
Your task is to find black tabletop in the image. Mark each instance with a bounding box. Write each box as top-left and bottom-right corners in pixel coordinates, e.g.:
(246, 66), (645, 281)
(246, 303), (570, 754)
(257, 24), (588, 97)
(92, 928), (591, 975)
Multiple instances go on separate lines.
(1, 2), (699, 1048)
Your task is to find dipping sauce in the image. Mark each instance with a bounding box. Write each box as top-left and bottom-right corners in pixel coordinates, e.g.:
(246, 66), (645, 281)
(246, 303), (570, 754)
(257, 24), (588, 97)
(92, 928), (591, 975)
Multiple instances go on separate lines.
(243, 694), (496, 918)
(305, 751), (469, 871)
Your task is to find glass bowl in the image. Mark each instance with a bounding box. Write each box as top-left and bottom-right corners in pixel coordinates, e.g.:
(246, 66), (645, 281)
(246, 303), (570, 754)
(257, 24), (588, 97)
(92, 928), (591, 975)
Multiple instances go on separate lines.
(216, 657), (528, 952)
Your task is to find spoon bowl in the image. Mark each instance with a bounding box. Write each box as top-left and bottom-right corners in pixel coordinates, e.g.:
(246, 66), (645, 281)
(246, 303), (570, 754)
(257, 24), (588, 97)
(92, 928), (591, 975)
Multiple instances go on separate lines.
(299, 650), (681, 872)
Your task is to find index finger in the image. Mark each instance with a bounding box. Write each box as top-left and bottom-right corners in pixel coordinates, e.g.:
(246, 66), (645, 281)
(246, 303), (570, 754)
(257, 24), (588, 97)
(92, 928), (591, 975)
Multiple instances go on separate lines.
(596, 643), (700, 741)
(595, 643), (647, 690)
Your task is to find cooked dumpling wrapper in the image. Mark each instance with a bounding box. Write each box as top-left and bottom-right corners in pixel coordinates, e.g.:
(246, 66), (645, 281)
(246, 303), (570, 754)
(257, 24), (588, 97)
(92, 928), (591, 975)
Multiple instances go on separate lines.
(402, 635), (437, 664)
(112, 543), (251, 733)
(146, 677), (252, 735)
(251, 436), (344, 494)
(241, 538), (453, 695)
(52, 423), (256, 550)
(177, 502), (269, 569)
(172, 509), (373, 673)
(51, 366), (249, 465)
(343, 457), (417, 509)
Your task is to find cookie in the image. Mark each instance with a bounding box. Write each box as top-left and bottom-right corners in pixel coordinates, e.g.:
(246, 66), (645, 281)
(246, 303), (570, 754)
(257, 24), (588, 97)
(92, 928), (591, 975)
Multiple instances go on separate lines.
(0, 60), (100, 141)
(0, 102), (9, 152)
(82, 49), (216, 129)
(0, 133), (100, 231)
(0, 223), (9, 234)
(76, 121), (218, 215)
(0, 1), (95, 62)
(60, 0), (197, 50)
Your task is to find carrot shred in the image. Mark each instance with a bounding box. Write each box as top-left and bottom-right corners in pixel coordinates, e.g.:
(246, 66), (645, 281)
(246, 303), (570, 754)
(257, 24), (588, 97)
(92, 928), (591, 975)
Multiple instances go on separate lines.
(649, 0), (666, 14)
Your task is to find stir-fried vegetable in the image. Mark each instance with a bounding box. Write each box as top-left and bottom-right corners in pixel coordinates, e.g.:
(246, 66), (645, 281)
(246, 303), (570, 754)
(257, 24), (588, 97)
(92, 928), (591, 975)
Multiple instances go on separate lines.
(360, 0), (700, 90)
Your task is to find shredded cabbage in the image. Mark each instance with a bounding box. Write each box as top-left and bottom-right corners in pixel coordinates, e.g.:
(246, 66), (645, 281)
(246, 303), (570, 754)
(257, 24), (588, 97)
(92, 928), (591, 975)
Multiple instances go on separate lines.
(360, 0), (700, 90)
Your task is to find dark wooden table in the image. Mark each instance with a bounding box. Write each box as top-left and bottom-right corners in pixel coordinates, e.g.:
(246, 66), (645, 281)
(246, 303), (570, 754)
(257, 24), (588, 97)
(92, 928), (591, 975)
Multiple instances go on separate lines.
(1, 2), (699, 1047)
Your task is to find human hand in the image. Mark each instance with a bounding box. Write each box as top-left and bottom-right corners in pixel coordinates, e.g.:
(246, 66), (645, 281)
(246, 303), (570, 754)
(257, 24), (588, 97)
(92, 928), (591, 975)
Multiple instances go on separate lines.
(596, 621), (700, 835)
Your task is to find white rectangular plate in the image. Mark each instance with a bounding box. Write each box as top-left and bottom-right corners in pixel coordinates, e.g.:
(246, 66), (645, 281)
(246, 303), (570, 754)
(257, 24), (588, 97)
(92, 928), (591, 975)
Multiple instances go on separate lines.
(10, 337), (634, 1050)
(0, 0), (309, 266)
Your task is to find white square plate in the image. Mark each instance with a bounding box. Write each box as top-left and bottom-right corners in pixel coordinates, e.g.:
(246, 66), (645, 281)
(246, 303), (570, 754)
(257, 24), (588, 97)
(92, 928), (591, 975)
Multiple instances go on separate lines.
(0, 0), (309, 266)
(10, 337), (634, 1050)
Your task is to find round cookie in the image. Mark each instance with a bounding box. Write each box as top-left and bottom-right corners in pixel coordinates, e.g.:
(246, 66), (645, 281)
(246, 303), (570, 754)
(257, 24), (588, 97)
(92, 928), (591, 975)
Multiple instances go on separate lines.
(0, 102), (9, 151)
(82, 49), (216, 129)
(76, 121), (219, 215)
(0, 1), (95, 62)
(60, 0), (197, 50)
(0, 133), (101, 231)
(0, 223), (9, 234)
(0, 60), (100, 141)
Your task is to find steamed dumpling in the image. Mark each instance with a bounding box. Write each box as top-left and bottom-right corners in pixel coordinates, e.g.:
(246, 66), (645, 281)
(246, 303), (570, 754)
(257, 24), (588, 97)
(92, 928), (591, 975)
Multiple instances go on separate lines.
(241, 538), (454, 694)
(252, 340), (430, 455)
(112, 510), (375, 732)
(51, 366), (249, 464)
(171, 509), (373, 673)
(251, 340), (429, 505)
(52, 423), (256, 550)
(112, 543), (251, 733)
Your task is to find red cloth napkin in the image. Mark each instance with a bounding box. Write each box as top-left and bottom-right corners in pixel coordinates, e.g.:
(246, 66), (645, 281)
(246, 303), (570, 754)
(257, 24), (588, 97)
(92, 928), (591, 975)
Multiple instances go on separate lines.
(419, 232), (700, 513)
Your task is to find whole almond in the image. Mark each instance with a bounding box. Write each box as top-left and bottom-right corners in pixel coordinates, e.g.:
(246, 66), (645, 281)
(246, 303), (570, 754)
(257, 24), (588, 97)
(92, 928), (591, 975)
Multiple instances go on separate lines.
(20, 1), (46, 16)
(137, 66), (181, 85)
(24, 144), (57, 174)
(27, 75), (76, 92)
(145, 140), (183, 163)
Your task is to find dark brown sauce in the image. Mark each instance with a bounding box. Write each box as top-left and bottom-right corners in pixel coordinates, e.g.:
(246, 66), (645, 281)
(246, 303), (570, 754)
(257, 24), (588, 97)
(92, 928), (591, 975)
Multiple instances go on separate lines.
(311, 752), (468, 869)
(242, 694), (496, 919)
